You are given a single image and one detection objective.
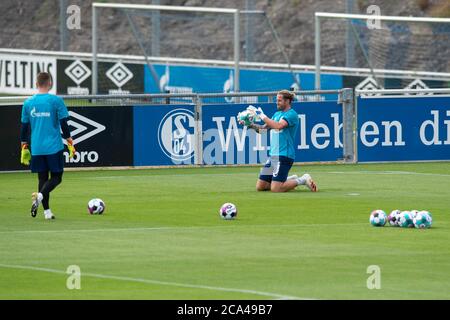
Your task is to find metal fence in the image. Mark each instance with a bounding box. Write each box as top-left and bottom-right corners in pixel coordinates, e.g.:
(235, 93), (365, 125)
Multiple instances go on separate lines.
(0, 90), (348, 106)
(0, 89), (355, 165)
(3, 87), (450, 169)
(355, 88), (450, 98)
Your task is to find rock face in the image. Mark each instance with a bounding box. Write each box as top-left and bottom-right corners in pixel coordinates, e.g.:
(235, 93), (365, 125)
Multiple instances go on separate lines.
(0, 0), (449, 72)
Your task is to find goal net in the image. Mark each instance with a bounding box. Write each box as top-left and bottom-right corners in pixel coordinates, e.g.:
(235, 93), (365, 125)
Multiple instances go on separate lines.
(317, 12), (450, 88)
(92, 3), (298, 94)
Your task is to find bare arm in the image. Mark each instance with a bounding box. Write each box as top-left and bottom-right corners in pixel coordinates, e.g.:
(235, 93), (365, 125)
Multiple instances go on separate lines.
(248, 123), (269, 133)
(261, 118), (289, 130)
(244, 118), (288, 132)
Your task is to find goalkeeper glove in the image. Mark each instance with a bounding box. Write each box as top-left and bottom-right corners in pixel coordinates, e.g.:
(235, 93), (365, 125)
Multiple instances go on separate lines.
(246, 105), (267, 121)
(67, 138), (76, 159)
(20, 144), (31, 166)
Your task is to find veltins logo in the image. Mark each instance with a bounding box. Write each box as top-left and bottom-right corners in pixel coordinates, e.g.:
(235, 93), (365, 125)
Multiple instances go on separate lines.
(158, 109), (195, 162)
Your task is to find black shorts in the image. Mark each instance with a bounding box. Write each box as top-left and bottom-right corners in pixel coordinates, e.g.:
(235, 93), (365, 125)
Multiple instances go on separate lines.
(31, 150), (64, 173)
(259, 156), (294, 183)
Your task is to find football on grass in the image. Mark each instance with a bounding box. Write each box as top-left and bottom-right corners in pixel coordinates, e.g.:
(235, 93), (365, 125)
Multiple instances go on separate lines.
(370, 209), (387, 227)
(387, 209), (401, 227)
(398, 211), (414, 228)
(88, 198), (105, 215)
(413, 211), (432, 229)
(220, 203), (237, 220)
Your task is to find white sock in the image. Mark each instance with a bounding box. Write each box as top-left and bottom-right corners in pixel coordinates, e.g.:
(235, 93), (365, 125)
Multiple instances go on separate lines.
(37, 192), (43, 203)
(295, 174), (308, 186)
(44, 209), (52, 216)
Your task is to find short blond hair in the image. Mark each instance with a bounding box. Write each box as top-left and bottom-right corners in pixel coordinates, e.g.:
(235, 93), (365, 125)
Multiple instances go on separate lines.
(278, 90), (295, 103)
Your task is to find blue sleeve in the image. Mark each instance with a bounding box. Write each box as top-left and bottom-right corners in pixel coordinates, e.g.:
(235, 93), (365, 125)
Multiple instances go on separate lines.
(21, 101), (29, 123)
(20, 122), (30, 143)
(55, 96), (69, 120)
(60, 118), (71, 139)
(281, 110), (298, 127)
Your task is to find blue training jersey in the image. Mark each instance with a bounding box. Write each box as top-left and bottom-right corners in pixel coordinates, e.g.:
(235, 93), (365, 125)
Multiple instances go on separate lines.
(269, 108), (299, 160)
(21, 93), (69, 156)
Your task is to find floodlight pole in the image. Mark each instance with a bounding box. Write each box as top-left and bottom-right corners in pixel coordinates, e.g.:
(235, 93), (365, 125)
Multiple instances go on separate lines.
(315, 14), (321, 90)
(345, 0), (356, 68)
(152, 0), (161, 57)
(59, 0), (68, 51)
(245, 0), (255, 62)
(92, 5), (98, 95)
(234, 9), (240, 93)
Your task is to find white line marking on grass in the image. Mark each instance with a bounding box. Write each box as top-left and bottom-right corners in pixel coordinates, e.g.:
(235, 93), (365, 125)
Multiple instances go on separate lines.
(0, 223), (367, 235)
(327, 171), (450, 178)
(0, 263), (312, 300)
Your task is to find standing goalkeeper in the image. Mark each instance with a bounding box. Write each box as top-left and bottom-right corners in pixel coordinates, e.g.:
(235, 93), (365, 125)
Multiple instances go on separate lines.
(20, 72), (75, 220)
(239, 90), (317, 193)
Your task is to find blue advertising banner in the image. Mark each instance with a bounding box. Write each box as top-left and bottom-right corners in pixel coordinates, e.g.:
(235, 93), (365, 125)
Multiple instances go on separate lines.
(144, 64), (342, 101)
(133, 101), (344, 166)
(134, 105), (196, 166)
(201, 102), (344, 165)
(357, 96), (450, 162)
(202, 103), (269, 165)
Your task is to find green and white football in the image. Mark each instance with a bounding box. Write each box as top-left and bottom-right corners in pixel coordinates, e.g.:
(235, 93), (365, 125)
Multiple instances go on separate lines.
(398, 211), (415, 228)
(370, 210), (387, 227)
(237, 110), (255, 126)
(413, 211), (432, 229)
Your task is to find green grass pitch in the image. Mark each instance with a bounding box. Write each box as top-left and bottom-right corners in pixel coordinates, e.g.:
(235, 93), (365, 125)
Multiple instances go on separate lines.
(0, 162), (449, 300)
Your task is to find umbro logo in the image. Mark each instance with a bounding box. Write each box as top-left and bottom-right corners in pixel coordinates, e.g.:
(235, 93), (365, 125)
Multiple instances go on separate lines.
(67, 111), (106, 145)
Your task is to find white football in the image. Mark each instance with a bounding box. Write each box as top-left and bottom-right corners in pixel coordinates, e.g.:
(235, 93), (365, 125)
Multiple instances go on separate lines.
(88, 198), (105, 215)
(219, 203), (237, 220)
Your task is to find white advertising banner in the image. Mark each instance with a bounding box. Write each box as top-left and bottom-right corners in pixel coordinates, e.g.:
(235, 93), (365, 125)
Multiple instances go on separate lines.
(0, 54), (57, 94)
